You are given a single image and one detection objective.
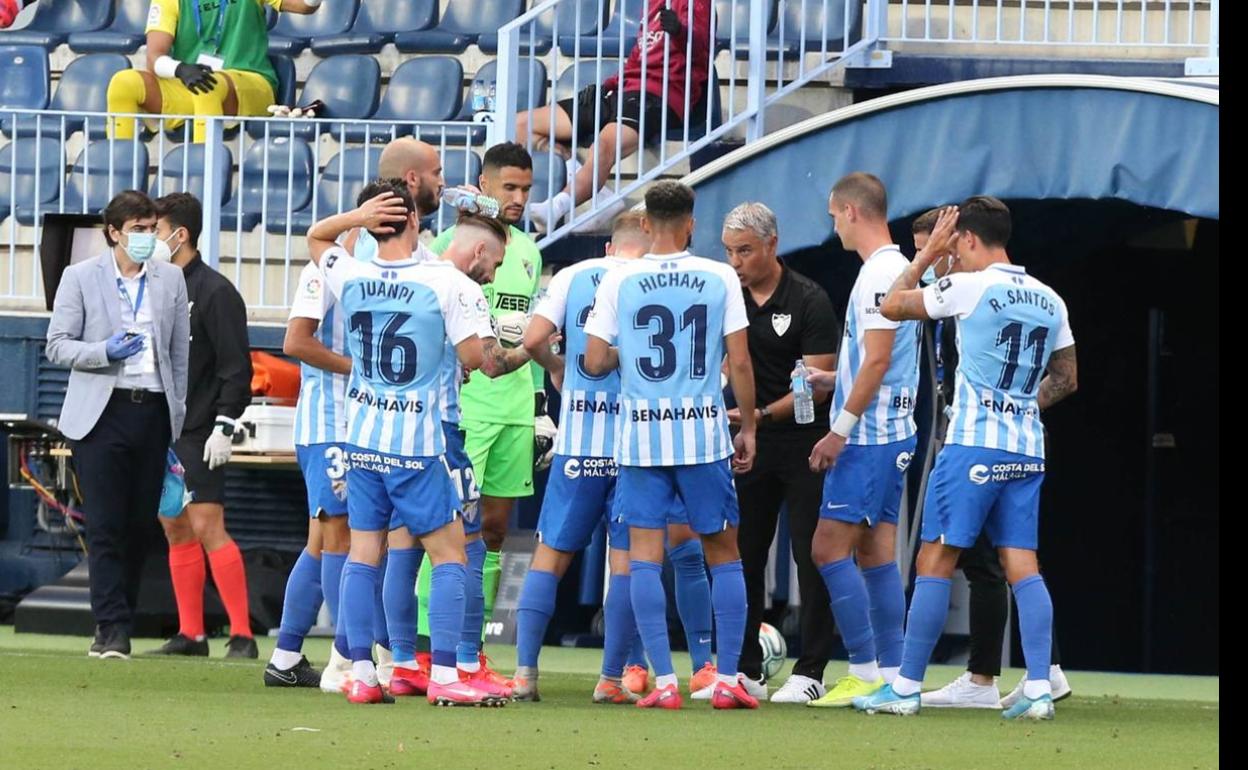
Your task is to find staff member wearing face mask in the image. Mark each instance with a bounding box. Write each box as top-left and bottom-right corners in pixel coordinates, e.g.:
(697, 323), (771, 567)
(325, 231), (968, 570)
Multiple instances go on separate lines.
(146, 192), (257, 658)
(46, 190), (190, 661)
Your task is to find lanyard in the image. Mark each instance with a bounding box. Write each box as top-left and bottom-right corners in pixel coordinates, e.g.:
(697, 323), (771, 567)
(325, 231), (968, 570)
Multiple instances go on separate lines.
(117, 274), (147, 325)
(192, 0), (228, 50)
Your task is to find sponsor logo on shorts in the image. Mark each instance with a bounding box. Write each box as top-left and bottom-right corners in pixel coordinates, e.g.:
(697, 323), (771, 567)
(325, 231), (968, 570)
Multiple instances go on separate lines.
(896, 451), (913, 472)
(564, 457), (617, 479)
(969, 461), (1044, 484)
(564, 458), (581, 479)
(347, 451), (430, 475)
(969, 464), (991, 485)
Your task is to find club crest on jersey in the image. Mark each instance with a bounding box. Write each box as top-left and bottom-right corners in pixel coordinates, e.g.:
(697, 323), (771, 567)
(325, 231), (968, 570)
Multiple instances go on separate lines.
(522, 259), (535, 280)
(771, 313), (791, 336)
(381, 269), (398, 281)
(896, 452), (913, 472)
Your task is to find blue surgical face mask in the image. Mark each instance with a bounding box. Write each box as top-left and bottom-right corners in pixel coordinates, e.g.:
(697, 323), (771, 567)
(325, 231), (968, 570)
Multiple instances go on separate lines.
(124, 231), (157, 262)
(921, 265), (938, 285)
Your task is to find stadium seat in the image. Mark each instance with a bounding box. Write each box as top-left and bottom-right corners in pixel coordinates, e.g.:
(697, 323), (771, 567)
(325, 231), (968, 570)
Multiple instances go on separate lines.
(0, 45), (50, 137)
(440, 57), (547, 146)
(67, 0), (148, 54)
(340, 56), (463, 143)
(268, 0), (359, 56)
(0, 0), (112, 50)
(270, 55), (297, 108)
(478, 0), (606, 56)
(56, 140), (150, 216)
(286, 145), (383, 233)
(554, 60), (614, 103)
(10, 53), (129, 139)
(247, 54), (379, 140)
(0, 137), (61, 224)
(760, 0), (861, 60)
(394, 0), (524, 55)
(529, 152), (568, 206)
(422, 148), (483, 233)
(715, 0), (777, 53)
(310, 0), (438, 56)
(222, 137), (314, 233)
(558, 0), (645, 58)
(149, 143), (234, 207)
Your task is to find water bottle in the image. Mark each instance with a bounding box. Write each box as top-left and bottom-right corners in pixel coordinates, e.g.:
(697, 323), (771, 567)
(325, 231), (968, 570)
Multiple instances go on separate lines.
(486, 82), (497, 113)
(440, 187), (501, 218)
(470, 82), (488, 114)
(792, 358), (815, 425)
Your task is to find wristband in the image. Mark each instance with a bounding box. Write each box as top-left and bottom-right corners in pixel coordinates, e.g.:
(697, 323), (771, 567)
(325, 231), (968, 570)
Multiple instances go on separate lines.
(830, 410), (859, 438)
(154, 55), (179, 79)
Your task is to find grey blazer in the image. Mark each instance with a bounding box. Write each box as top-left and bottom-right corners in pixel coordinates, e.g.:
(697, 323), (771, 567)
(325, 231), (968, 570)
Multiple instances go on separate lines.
(45, 254), (190, 442)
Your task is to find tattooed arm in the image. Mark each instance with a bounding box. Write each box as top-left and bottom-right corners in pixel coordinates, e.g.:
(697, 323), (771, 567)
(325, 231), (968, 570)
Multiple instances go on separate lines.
(1037, 345), (1078, 410)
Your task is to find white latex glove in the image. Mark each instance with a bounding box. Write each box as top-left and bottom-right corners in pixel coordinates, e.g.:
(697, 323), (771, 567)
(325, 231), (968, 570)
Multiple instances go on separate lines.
(534, 415), (557, 472)
(202, 420), (235, 470)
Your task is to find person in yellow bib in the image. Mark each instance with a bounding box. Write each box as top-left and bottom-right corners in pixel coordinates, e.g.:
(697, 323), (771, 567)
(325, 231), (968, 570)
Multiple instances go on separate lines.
(108, 0), (321, 143)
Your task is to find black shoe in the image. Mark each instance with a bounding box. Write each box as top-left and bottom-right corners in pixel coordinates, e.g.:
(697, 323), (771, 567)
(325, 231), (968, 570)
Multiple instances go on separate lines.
(264, 656), (322, 688)
(147, 634), (210, 657)
(88, 626), (105, 658)
(99, 627), (131, 660)
(225, 635), (259, 659)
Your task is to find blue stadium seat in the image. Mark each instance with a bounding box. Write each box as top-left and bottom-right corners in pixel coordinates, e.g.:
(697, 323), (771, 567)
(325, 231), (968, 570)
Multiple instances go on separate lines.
(394, 0), (524, 55)
(0, 137), (62, 224)
(479, 0), (606, 56)
(56, 140), (150, 215)
(310, 0), (438, 56)
(0, 46), (50, 137)
(340, 56), (462, 143)
(0, 0), (112, 50)
(559, 0), (644, 58)
(67, 0), (148, 54)
(529, 152), (568, 206)
(422, 149), (483, 233)
(10, 53), (129, 139)
(149, 144), (234, 208)
(268, 0), (359, 56)
(554, 60), (614, 103)
(715, 0), (776, 52)
(286, 145), (383, 233)
(440, 57), (546, 146)
(221, 137), (314, 233)
(270, 54), (297, 108)
(247, 54), (379, 140)
(762, 0), (861, 60)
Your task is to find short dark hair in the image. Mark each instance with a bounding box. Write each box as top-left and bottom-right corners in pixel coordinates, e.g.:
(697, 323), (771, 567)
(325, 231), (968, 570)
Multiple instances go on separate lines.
(356, 178), (415, 241)
(911, 207), (942, 236)
(482, 142), (532, 173)
(102, 190), (156, 247)
(456, 211), (509, 246)
(155, 192), (203, 249)
(831, 172), (888, 221)
(956, 196), (1012, 248)
(644, 181), (695, 223)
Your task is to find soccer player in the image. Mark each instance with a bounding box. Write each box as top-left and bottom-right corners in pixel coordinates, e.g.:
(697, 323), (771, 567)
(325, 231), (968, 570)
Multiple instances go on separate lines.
(854, 198), (1077, 720)
(583, 181), (758, 710)
(801, 174), (922, 708)
(306, 182), (509, 706)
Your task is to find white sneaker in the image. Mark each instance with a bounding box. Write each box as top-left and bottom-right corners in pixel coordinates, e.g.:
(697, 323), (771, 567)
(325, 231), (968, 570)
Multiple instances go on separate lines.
(527, 193), (570, 233)
(1000, 665), (1072, 708)
(319, 644), (352, 694)
(769, 674), (826, 704)
(375, 644), (394, 690)
(693, 673), (767, 701)
(920, 671), (1001, 709)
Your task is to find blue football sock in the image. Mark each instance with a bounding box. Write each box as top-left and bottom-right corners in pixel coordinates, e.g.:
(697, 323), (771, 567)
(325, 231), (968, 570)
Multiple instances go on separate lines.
(602, 574), (636, 678)
(863, 562), (906, 669)
(898, 576), (952, 683)
(709, 560), (747, 678)
(332, 558), (349, 657)
(382, 547), (422, 662)
(457, 539), (488, 665)
(515, 568), (559, 669)
(372, 552), (389, 650)
(320, 551), (347, 625)
(630, 560), (675, 678)
(428, 562), (467, 670)
(669, 539), (713, 672)
(341, 560), (379, 662)
(1013, 574), (1054, 684)
(627, 635), (649, 669)
(276, 549), (322, 653)
(818, 557), (877, 665)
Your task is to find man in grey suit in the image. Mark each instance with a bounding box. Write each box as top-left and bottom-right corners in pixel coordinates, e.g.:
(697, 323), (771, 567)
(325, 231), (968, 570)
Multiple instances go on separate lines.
(46, 190), (190, 660)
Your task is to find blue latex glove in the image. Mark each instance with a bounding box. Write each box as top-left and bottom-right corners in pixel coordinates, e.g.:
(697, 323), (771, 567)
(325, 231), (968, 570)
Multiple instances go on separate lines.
(105, 330), (145, 361)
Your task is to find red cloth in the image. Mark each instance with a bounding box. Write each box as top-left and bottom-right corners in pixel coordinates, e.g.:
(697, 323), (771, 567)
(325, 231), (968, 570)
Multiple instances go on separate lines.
(169, 541), (206, 640)
(207, 540), (252, 638)
(602, 0), (712, 121)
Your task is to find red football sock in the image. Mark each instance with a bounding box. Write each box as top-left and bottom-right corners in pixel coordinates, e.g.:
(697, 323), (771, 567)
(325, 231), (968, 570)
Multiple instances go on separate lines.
(168, 541), (206, 640)
(207, 540), (252, 638)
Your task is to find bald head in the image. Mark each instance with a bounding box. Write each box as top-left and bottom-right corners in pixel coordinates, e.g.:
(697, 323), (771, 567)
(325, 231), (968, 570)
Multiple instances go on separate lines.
(378, 138), (443, 216)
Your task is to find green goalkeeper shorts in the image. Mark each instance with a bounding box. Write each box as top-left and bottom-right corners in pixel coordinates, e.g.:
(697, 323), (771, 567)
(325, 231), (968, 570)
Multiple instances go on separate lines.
(461, 419), (535, 498)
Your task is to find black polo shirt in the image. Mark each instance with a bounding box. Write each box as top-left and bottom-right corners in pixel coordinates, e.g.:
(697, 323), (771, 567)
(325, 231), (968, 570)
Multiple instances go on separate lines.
(743, 263), (840, 434)
(182, 255), (253, 436)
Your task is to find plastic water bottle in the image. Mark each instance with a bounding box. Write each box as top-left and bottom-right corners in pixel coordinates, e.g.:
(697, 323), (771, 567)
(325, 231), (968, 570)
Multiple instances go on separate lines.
(792, 359), (815, 425)
(440, 187), (501, 218)
(471, 82), (489, 114)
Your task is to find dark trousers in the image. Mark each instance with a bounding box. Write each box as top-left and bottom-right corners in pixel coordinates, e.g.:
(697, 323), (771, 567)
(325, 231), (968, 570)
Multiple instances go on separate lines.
(72, 392), (171, 633)
(958, 533), (1062, 676)
(736, 428), (834, 681)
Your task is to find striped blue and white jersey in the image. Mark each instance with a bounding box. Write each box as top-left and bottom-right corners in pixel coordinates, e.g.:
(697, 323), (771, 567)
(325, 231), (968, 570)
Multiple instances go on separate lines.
(290, 262), (348, 446)
(923, 264), (1074, 459)
(831, 245), (922, 445)
(584, 252), (748, 467)
(318, 247), (488, 456)
(534, 256), (629, 458)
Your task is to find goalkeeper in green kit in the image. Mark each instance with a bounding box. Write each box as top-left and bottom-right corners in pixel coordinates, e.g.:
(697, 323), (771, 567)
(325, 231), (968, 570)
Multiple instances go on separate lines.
(414, 143), (552, 689)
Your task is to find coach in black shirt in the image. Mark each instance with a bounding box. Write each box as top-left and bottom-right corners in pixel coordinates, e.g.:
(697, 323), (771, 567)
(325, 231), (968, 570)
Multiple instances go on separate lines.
(722, 202), (841, 702)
